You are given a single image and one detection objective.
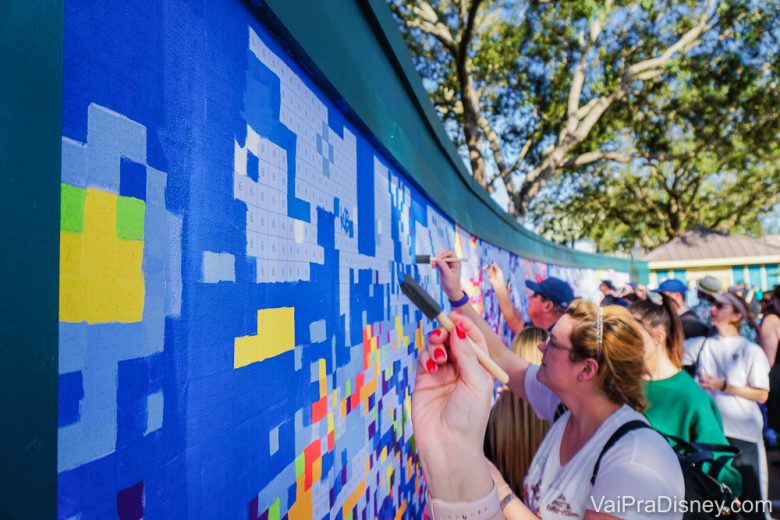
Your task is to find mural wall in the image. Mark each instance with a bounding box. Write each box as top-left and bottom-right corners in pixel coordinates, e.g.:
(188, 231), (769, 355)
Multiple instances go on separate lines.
(57, 1), (630, 518)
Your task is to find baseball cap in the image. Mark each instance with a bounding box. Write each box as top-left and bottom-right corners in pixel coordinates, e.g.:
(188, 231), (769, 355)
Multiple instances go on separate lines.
(526, 277), (575, 308)
(658, 278), (687, 294)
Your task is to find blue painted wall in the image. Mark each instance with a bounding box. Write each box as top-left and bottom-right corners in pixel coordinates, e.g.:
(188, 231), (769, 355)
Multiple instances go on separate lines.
(56, 2), (634, 518)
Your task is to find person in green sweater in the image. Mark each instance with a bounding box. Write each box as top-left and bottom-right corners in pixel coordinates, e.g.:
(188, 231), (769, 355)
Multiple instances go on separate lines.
(628, 292), (742, 496)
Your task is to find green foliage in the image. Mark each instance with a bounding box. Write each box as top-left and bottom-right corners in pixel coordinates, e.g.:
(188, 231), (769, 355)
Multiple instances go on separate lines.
(391, 0), (780, 248)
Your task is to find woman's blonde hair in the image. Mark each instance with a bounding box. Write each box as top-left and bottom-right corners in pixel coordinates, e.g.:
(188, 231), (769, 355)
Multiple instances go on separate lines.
(484, 327), (550, 492)
(565, 300), (648, 412)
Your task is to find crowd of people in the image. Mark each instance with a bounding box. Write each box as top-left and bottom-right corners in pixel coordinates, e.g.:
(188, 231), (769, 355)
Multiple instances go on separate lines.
(412, 250), (780, 519)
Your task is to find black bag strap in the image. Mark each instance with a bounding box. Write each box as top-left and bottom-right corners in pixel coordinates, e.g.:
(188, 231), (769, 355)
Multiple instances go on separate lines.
(663, 433), (739, 456)
(662, 433), (739, 479)
(693, 338), (708, 374)
(709, 455), (735, 480)
(590, 420), (650, 485)
(553, 402), (568, 422)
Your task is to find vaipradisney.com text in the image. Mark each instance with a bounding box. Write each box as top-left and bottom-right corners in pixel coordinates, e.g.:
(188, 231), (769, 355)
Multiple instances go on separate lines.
(590, 496), (772, 516)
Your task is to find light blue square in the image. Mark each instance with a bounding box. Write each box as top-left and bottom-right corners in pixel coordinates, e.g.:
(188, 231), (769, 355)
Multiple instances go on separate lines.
(145, 390), (164, 434)
(269, 426), (279, 455)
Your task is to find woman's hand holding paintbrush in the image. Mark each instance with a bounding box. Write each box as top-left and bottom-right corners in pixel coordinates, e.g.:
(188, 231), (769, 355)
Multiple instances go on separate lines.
(411, 314), (496, 503)
(398, 266), (509, 384)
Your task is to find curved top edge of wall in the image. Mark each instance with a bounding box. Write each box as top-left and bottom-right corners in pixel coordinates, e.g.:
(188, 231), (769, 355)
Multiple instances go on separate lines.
(250, 0), (647, 279)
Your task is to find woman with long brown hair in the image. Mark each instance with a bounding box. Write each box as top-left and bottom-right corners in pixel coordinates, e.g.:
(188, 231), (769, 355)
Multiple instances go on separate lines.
(483, 327), (550, 494)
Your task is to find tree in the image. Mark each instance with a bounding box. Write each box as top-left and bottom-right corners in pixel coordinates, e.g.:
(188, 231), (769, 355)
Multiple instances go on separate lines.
(529, 2), (780, 253)
(389, 0), (779, 221)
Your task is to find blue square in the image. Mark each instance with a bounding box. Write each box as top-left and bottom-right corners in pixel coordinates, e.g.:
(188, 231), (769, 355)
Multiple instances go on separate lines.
(329, 144), (334, 163)
(120, 158), (147, 201)
(322, 157), (330, 178)
(316, 134), (322, 154)
(59, 371), (84, 427)
(246, 150), (259, 182)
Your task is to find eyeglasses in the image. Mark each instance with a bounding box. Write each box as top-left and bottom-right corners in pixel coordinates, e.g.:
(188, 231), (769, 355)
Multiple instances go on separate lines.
(541, 336), (572, 353)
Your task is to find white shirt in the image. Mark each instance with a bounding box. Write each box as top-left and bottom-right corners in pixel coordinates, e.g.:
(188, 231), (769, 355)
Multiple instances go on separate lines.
(684, 335), (770, 442)
(522, 365), (684, 519)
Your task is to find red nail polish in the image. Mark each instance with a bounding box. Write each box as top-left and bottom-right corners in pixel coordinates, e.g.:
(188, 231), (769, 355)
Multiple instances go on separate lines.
(429, 329), (441, 339)
(434, 348), (445, 360)
(426, 359), (437, 372)
(456, 321), (466, 339)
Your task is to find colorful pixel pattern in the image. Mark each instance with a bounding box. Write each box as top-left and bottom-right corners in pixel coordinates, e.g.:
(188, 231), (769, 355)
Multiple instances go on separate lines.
(57, 2), (631, 518)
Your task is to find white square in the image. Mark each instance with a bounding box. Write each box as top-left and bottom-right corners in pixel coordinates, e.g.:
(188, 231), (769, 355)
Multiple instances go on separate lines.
(234, 173), (247, 202)
(259, 159), (269, 184)
(247, 233), (259, 257)
(257, 208), (270, 234)
(294, 220), (305, 244)
(258, 189), (267, 210)
(247, 206), (258, 232)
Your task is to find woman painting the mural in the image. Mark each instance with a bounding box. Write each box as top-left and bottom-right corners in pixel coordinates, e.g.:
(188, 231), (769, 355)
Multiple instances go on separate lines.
(412, 296), (684, 518)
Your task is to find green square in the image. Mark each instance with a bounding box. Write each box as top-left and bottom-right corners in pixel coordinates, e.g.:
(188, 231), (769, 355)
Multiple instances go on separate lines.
(295, 453), (304, 478)
(269, 498), (280, 520)
(346, 380), (351, 396)
(61, 184), (86, 232)
(116, 195), (145, 240)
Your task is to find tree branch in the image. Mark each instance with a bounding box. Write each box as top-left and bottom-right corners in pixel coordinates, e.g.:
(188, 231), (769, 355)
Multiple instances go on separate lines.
(394, 1), (459, 55)
(625, 1), (717, 79)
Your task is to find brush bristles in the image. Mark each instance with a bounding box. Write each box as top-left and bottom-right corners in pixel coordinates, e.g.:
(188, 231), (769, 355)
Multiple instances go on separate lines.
(399, 275), (441, 320)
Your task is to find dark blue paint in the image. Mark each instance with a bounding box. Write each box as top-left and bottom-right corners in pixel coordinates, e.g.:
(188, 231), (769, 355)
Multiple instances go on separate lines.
(247, 150), (259, 182)
(356, 137), (375, 256)
(58, 371), (84, 427)
(120, 158), (147, 201)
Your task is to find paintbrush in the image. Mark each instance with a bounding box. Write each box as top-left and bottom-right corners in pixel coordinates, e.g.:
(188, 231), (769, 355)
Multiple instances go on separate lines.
(415, 255), (466, 264)
(399, 273), (509, 384)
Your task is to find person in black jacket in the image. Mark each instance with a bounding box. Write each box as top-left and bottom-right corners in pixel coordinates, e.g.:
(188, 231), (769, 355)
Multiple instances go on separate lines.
(658, 278), (710, 339)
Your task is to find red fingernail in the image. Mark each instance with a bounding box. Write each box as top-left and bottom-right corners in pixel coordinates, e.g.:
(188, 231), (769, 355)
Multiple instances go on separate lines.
(429, 329), (441, 339)
(434, 348), (445, 360)
(426, 359), (437, 372)
(456, 321), (466, 339)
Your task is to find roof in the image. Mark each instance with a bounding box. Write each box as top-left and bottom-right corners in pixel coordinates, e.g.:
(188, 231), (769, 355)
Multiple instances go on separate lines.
(762, 235), (780, 248)
(644, 227), (780, 263)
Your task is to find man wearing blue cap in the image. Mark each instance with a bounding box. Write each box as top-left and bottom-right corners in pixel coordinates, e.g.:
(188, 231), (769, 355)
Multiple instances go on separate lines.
(524, 276), (575, 330)
(658, 278), (710, 339)
(484, 262), (574, 332)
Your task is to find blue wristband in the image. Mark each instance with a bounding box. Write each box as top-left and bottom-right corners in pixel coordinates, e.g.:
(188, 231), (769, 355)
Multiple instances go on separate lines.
(449, 292), (469, 308)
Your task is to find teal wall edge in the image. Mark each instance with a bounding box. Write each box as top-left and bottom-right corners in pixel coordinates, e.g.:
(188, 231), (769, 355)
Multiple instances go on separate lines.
(253, 0), (648, 282)
(0, 0), (62, 518)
